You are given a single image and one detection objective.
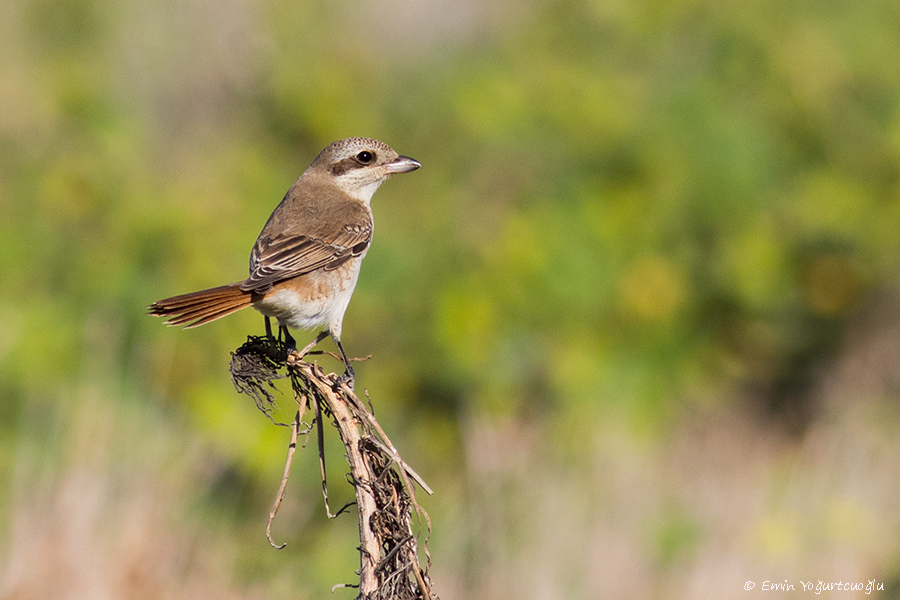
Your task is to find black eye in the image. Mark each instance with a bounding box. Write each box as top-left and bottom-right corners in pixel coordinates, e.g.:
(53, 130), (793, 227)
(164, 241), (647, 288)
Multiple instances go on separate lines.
(356, 150), (375, 164)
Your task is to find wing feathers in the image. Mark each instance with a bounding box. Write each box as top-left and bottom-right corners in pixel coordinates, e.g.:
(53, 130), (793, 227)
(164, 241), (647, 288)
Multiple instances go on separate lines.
(241, 222), (371, 292)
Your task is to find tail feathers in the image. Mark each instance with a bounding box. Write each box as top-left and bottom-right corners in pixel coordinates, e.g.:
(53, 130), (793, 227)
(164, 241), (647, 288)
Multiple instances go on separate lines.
(148, 284), (254, 328)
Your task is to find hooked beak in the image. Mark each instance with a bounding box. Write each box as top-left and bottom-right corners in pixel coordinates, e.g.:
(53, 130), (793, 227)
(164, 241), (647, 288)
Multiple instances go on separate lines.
(383, 155), (421, 174)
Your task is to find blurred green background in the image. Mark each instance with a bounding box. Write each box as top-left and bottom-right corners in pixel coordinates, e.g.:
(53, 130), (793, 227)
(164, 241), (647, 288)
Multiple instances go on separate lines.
(3, 0), (900, 597)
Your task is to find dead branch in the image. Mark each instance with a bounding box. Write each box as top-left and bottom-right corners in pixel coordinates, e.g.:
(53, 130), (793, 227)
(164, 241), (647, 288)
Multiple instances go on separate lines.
(266, 401), (309, 549)
(230, 336), (438, 600)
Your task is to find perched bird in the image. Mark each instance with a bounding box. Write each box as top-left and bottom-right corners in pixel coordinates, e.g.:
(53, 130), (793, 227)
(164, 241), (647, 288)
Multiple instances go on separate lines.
(148, 137), (421, 385)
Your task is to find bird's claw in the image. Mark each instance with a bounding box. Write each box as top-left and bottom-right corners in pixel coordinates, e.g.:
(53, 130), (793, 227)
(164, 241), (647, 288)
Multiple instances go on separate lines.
(336, 369), (355, 391)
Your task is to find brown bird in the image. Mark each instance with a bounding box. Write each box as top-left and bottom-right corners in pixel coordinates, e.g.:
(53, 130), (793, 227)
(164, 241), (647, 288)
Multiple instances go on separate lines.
(148, 137), (421, 385)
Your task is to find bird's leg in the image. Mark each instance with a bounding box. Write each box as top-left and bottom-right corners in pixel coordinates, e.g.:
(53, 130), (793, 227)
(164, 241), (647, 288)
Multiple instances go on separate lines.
(279, 325), (297, 351)
(262, 317), (282, 358)
(333, 338), (355, 388)
(297, 330), (329, 358)
(264, 317), (274, 341)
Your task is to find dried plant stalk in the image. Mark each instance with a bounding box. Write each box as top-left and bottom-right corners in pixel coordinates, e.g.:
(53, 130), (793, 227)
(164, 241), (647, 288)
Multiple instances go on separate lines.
(230, 336), (438, 599)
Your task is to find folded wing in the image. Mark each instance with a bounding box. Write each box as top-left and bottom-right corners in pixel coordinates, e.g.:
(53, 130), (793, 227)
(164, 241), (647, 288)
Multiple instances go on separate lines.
(241, 222), (372, 293)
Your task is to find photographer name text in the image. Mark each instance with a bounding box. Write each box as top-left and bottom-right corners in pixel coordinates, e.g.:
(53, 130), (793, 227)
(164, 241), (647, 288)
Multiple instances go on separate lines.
(743, 580), (885, 594)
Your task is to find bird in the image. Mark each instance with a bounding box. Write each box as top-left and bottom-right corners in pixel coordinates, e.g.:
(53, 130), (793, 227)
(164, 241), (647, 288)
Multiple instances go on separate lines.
(148, 137), (421, 386)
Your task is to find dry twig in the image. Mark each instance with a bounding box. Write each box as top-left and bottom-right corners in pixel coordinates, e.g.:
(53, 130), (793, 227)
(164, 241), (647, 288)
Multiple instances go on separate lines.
(230, 336), (438, 600)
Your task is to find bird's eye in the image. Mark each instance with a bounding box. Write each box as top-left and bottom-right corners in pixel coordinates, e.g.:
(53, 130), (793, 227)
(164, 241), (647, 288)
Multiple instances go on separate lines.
(356, 150), (375, 164)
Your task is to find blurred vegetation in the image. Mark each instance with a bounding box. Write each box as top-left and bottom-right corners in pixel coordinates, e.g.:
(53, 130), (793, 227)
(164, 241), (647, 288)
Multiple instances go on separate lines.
(2, 0), (900, 597)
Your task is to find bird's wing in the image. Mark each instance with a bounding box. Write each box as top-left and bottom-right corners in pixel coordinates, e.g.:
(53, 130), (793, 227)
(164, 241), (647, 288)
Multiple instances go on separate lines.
(240, 221), (371, 293)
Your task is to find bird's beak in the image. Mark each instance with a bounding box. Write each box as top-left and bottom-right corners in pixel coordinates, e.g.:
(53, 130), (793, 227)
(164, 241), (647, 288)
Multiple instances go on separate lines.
(383, 156), (421, 174)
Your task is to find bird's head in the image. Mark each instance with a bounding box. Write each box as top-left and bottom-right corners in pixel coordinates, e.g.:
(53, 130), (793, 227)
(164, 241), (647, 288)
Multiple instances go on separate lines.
(308, 137), (420, 203)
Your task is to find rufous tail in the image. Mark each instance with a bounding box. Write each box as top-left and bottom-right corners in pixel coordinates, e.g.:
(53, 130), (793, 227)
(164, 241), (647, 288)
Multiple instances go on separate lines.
(148, 284), (255, 328)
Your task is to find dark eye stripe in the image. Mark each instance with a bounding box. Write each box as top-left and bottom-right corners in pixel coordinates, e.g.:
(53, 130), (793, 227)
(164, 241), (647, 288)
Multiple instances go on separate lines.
(330, 150), (379, 175)
(331, 157), (362, 175)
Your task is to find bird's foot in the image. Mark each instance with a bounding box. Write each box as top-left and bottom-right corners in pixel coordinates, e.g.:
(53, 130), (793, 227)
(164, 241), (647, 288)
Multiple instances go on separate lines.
(279, 326), (297, 351)
(336, 367), (355, 391)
